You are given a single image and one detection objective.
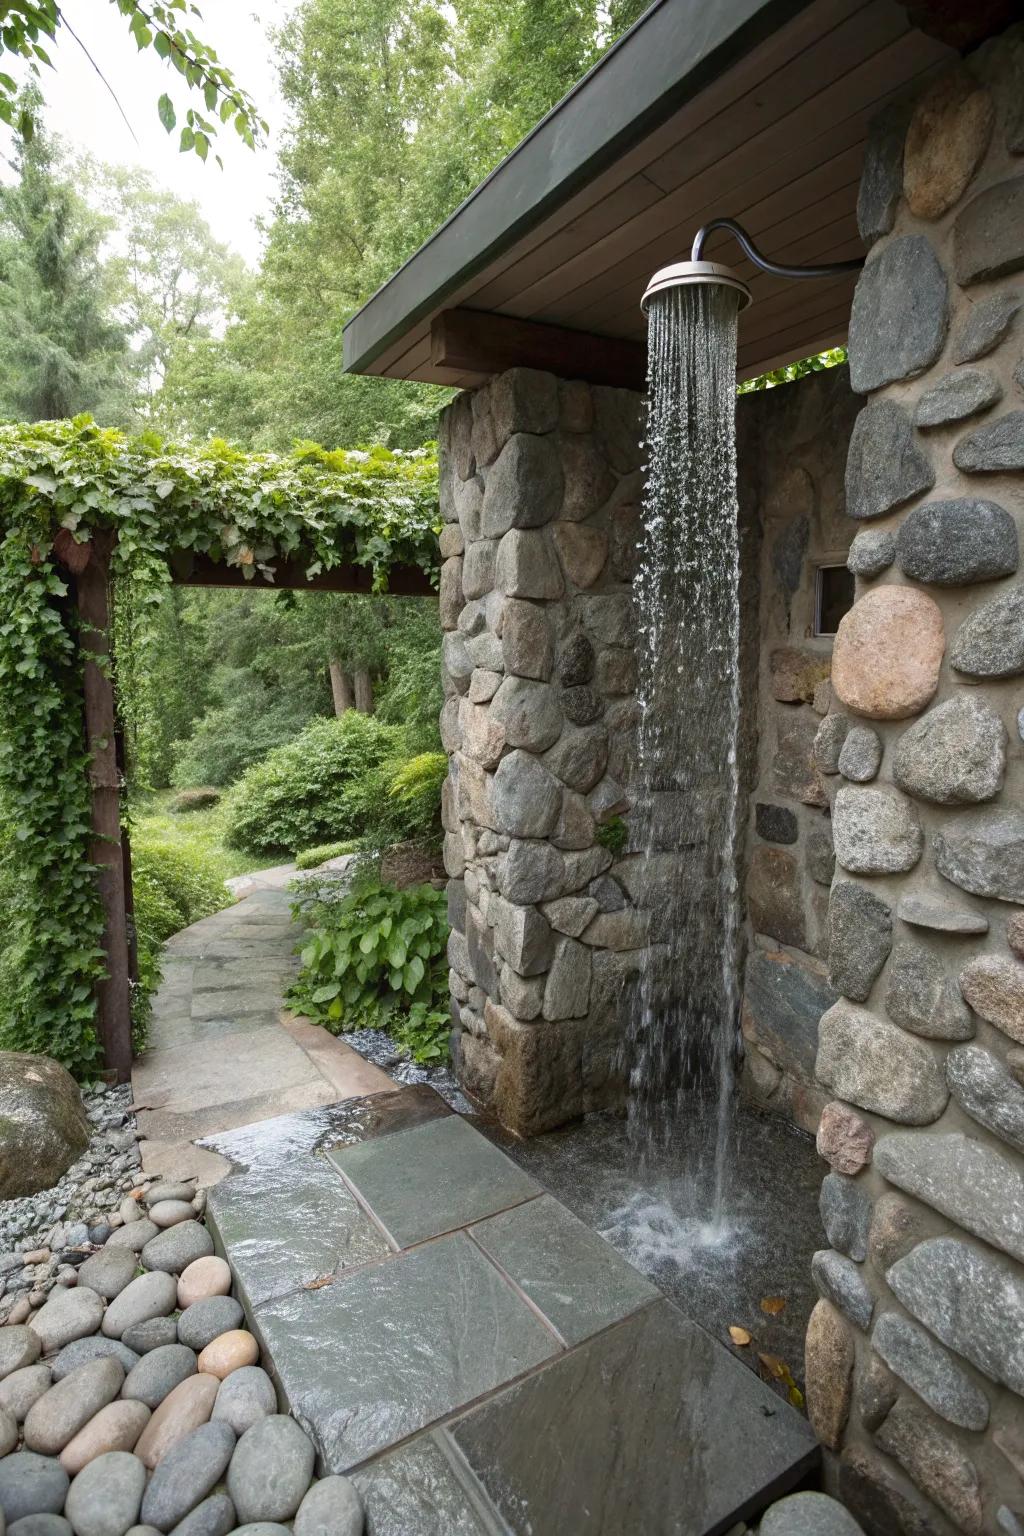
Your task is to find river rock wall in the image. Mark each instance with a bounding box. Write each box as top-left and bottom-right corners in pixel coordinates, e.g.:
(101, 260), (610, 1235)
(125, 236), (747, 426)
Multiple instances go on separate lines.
(437, 373), (650, 1135)
(803, 31), (1024, 1536)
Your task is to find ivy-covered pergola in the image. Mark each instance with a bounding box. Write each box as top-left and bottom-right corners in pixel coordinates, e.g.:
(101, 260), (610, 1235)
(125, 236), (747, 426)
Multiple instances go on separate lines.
(0, 417), (439, 1082)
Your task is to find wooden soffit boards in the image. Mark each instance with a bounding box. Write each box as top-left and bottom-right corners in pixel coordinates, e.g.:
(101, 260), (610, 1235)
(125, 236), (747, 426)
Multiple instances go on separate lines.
(343, 0), (956, 387)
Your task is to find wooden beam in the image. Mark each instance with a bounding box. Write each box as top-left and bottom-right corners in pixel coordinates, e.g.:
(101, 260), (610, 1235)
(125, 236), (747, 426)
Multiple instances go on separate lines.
(168, 552), (436, 598)
(77, 532), (133, 1083)
(430, 308), (646, 390)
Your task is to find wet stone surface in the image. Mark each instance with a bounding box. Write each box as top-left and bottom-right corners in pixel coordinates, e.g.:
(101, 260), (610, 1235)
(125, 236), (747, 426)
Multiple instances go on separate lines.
(447, 1299), (817, 1536)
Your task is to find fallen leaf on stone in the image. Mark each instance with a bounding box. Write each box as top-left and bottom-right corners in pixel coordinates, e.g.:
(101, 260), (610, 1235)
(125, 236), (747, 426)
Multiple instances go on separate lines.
(758, 1353), (786, 1379)
(728, 1326), (752, 1346)
(760, 1296), (786, 1315)
(304, 1274), (334, 1289)
(788, 1384), (805, 1410)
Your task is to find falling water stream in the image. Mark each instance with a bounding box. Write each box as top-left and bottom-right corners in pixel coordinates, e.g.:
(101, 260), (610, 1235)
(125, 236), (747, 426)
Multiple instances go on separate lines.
(612, 280), (744, 1254)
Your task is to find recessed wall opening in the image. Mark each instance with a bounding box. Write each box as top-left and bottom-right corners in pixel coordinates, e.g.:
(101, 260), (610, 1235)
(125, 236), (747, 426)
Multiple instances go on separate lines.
(813, 563), (855, 638)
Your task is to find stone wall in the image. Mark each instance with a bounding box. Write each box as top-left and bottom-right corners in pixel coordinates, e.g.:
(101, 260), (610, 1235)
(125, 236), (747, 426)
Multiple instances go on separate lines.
(736, 368), (860, 1134)
(437, 371), (649, 1136)
(802, 31), (1024, 1536)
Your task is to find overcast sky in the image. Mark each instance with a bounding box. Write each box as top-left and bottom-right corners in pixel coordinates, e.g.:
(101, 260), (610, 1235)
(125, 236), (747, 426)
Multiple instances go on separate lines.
(14, 0), (294, 265)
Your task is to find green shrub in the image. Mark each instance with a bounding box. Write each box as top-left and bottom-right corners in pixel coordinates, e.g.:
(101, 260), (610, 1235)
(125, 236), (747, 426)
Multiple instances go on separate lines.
(171, 684), (313, 788)
(131, 836), (231, 949)
(386, 752), (447, 843)
(170, 787), (221, 814)
(295, 838), (362, 870)
(287, 874), (449, 1058)
(223, 714), (403, 857)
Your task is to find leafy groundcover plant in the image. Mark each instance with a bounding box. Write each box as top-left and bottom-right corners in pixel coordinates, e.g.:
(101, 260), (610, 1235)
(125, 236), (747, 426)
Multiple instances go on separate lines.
(287, 872), (451, 1064)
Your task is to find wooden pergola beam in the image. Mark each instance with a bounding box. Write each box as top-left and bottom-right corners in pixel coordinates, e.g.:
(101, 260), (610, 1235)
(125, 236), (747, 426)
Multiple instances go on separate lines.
(169, 552), (436, 598)
(430, 308), (647, 391)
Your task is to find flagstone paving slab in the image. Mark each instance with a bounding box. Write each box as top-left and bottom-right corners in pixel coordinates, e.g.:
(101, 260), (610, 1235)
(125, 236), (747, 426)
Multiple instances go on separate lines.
(253, 1231), (560, 1470)
(199, 1086), (450, 1173)
(446, 1297), (819, 1536)
(350, 1433), (499, 1536)
(326, 1113), (541, 1248)
(207, 1157), (392, 1309)
(468, 1194), (660, 1345)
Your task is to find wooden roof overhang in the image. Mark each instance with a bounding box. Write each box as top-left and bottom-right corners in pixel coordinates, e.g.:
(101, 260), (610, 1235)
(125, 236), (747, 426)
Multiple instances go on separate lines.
(342, 0), (957, 391)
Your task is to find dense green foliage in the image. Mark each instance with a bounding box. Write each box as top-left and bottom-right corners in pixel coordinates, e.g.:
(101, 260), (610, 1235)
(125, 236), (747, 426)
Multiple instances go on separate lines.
(130, 828), (230, 1037)
(1, 1), (265, 160)
(295, 839), (361, 871)
(223, 713), (403, 857)
(287, 873), (450, 1061)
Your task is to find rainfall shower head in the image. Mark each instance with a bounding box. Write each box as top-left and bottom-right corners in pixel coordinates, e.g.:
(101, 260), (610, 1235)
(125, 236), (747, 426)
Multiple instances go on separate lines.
(641, 216), (864, 314)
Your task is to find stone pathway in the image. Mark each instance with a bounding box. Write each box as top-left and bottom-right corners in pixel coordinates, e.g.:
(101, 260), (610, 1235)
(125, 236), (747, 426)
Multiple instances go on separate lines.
(132, 887), (394, 1186)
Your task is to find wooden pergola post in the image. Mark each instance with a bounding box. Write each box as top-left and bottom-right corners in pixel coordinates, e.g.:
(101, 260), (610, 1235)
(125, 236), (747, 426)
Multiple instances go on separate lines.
(77, 531), (133, 1082)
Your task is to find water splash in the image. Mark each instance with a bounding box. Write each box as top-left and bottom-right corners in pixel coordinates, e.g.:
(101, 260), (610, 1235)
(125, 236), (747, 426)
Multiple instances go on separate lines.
(624, 280), (743, 1229)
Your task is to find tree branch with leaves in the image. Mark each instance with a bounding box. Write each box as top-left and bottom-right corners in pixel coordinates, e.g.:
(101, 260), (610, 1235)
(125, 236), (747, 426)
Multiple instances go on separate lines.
(0, 0), (266, 163)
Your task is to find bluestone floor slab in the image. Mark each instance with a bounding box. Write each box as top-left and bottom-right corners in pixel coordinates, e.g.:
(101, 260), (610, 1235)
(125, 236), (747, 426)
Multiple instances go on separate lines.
(199, 1085), (451, 1173)
(351, 1432), (502, 1536)
(253, 1230), (560, 1470)
(446, 1297), (819, 1536)
(327, 1113), (541, 1248)
(207, 1156), (391, 1307)
(468, 1194), (660, 1345)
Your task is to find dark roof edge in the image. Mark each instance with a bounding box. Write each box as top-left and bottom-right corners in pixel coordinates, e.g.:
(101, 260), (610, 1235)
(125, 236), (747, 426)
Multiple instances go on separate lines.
(342, 0), (815, 376)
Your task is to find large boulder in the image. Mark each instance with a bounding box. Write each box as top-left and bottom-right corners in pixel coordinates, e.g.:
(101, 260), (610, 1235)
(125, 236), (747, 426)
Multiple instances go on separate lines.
(0, 1053), (90, 1200)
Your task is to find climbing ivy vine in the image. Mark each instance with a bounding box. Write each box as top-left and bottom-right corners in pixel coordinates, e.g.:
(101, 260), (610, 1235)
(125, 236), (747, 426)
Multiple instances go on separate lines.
(0, 416), (439, 1074)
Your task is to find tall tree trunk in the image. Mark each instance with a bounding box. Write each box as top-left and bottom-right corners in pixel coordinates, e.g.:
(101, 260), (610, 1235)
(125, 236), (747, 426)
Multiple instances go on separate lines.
(329, 659), (355, 716)
(354, 668), (374, 715)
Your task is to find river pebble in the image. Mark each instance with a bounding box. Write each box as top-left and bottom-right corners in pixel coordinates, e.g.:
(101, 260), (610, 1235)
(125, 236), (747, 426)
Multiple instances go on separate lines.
(293, 1477), (364, 1536)
(102, 1274), (177, 1341)
(0, 1368), (52, 1424)
(134, 1377), (220, 1471)
(147, 1205), (193, 1233)
(103, 1225), (158, 1256)
(24, 1359), (124, 1457)
(7, 1516), (72, 1536)
(122, 1348), (197, 1411)
(176, 1302), (242, 1356)
(0, 1453), (70, 1523)
(52, 1341), (138, 1384)
(29, 1292), (104, 1355)
(143, 1188), (195, 1210)
(166, 1494), (235, 1536)
(227, 1416), (315, 1524)
(0, 1331), (41, 1382)
(65, 1452), (146, 1536)
(0, 1405), (17, 1458)
(175, 1262), (230, 1312)
(140, 1422), (236, 1533)
(120, 1322), (178, 1358)
(140, 1227), (212, 1278)
(75, 1251), (136, 1302)
(59, 1401), (151, 1475)
(210, 1370), (275, 1439)
(195, 1334), (257, 1382)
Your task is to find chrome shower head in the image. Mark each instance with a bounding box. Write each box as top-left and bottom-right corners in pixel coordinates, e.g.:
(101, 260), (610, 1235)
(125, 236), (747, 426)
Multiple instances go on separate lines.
(640, 259), (752, 315)
(640, 217), (864, 315)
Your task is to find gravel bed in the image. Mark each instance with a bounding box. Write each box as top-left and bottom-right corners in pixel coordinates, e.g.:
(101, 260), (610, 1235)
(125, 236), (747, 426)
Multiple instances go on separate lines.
(341, 1027), (472, 1112)
(0, 1085), (144, 1313)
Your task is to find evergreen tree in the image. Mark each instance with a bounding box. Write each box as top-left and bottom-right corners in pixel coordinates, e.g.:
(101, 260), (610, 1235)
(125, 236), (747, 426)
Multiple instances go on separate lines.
(0, 101), (127, 421)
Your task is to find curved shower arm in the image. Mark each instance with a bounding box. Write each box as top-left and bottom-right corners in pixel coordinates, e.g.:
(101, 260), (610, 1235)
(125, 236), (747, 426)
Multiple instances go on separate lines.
(691, 217), (864, 280)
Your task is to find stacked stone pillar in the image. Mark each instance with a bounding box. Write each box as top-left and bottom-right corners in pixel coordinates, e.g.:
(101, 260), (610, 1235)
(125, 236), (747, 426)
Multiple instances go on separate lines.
(438, 369), (651, 1135)
(804, 30), (1024, 1535)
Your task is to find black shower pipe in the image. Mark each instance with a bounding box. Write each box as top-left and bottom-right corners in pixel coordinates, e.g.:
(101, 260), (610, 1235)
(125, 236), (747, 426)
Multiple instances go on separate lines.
(690, 217), (865, 281)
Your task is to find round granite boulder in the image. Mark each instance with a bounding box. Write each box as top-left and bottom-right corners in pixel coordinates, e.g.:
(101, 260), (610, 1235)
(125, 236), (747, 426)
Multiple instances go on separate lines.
(177, 1300), (243, 1355)
(0, 1054), (90, 1201)
(832, 588), (944, 720)
(227, 1416), (315, 1525)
